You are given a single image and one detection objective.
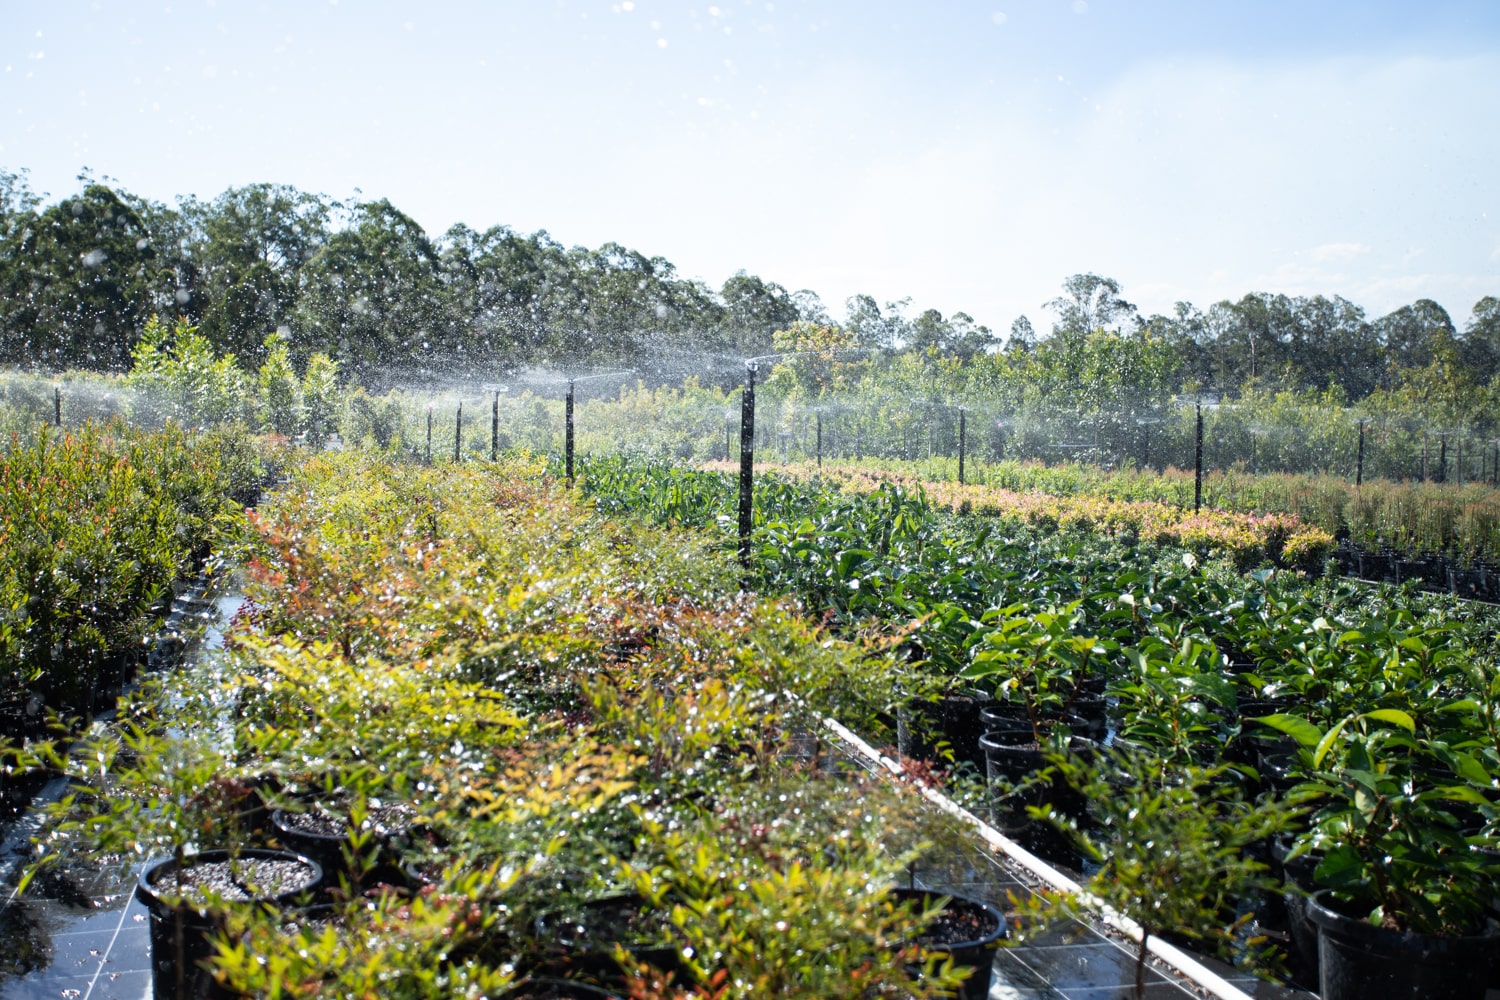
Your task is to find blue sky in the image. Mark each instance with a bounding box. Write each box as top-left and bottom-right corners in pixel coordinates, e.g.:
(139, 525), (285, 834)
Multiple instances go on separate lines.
(3, 1), (1498, 335)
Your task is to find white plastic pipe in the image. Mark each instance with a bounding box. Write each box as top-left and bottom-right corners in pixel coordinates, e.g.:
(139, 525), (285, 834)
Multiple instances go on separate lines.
(820, 715), (1256, 1000)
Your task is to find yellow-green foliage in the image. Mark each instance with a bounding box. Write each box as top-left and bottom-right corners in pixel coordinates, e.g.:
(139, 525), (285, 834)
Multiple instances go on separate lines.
(34, 448), (971, 999)
(720, 460), (1337, 572)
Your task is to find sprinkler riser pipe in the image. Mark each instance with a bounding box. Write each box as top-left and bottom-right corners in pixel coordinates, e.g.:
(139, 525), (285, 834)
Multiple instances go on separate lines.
(738, 365), (756, 568)
(566, 381), (575, 486)
(1194, 403), (1203, 514)
(1355, 421), (1365, 486)
(958, 409), (966, 485)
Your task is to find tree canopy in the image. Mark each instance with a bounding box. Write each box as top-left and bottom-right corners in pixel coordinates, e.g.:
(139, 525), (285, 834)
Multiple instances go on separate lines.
(0, 174), (1495, 417)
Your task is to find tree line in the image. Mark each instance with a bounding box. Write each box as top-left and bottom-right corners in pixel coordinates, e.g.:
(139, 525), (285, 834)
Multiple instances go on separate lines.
(1, 170), (1497, 410)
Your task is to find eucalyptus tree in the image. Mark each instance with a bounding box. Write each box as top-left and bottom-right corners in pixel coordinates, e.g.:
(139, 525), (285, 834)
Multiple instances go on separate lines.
(721, 270), (798, 357)
(1046, 273), (1137, 339)
(0, 182), (163, 370)
(295, 199), (446, 383)
(844, 293), (911, 352)
(1460, 295), (1500, 384)
(907, 308), (998, 360)
(1374, 298), (1456, 377)
(187, 183), (332, 361)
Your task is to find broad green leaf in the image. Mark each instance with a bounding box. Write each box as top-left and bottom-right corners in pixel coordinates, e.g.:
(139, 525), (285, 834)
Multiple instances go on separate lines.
(1313, 715), (1354, 769)
(1445, 751), (1495, 787)
(1362, 708), (1416, 733)
(1429, 784), (1494, 806)
(1253, 713), (1321, 748)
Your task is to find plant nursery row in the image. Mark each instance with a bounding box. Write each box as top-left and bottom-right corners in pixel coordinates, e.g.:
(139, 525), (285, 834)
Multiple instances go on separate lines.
(17, 448), (1010, 1000)
(579, 454), (1500, 997)
(0, 420), (267, 744)
(8, 423), (1500, 998)
(12, 360), (1500, 568)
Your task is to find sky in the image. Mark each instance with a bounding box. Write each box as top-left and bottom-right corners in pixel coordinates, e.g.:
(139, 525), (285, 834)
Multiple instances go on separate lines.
(3, 0), (1499, 335)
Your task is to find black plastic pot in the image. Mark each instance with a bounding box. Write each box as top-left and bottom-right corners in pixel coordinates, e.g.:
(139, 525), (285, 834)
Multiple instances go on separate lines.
(136, 848), (322, 1000)
(890, 888), (1005, 1000)
(1268, 837), (1321, 990)
(534, 892), (680, 984)
(0, 692), (47, 744)
(978, 703), (1029, 732)
(979, 729), (1092, 867)
(499, 981), (624, 1000)
(897, 689), (992, 771)
(270, 801), (415, 894)
(1307, 890), (1496, 1000)
(1063, 695), (1107, 742)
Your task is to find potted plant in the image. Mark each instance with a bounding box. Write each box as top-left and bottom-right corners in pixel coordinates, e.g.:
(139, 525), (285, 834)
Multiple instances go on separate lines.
(1275, 710), (1500, 998)
(961, 600), (1107, 747)
(1019, 744), (1299, 1000)
(887, 887), (1005, 1000)
(135, 847), (322, 1000)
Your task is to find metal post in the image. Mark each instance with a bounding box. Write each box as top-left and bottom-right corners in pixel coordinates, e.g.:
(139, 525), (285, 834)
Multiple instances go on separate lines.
(958, 409), (967, 485)
(1439, 436), (1447, 483)
(426, 407), (433, 464)
(492, 392), (499, 462)
(1356, 421), (1365, 487)
(1423, 431), (1429, 481)
(566, 379), (576, 487)
(816, 411), (823, 470)
(454, 403), (462, 463)
(1194, 402), (1203, 514)
(738, 363), (756, 569)
(54, 385), (61, 428)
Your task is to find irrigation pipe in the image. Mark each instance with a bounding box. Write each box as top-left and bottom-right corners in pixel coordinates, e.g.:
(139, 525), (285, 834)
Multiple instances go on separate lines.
(819, 715), (1256, 1000)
